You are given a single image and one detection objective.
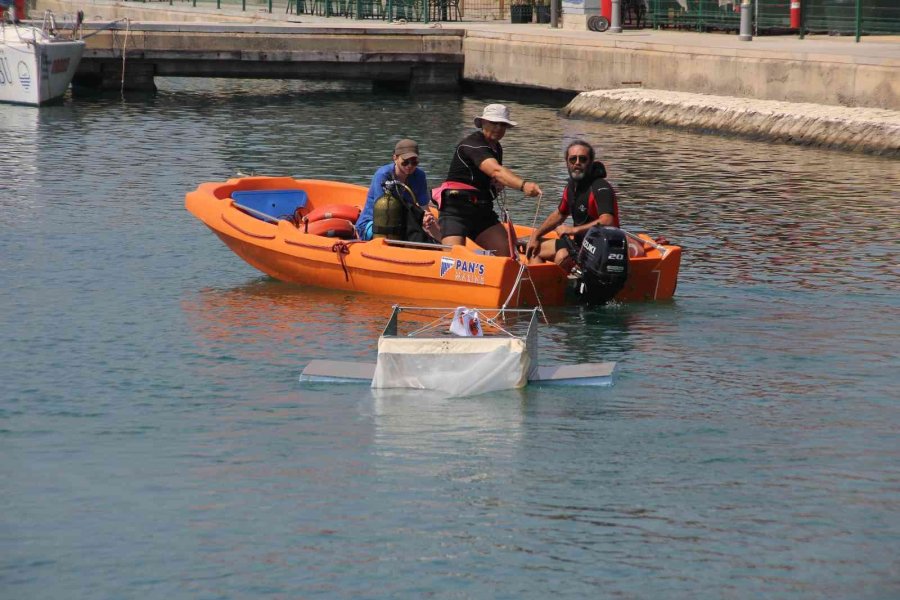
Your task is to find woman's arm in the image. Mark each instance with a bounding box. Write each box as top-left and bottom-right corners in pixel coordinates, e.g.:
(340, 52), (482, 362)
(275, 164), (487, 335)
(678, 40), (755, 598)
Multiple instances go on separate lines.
(478, 157), (542, 197)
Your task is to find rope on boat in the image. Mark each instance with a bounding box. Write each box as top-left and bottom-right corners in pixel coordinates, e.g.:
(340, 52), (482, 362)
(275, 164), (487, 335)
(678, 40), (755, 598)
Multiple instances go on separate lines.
(282, 239), (359, 280)
(332, 241), (352, 281)
(529, 191), (543, 232)
(500, 261), (527, 313)
(405, 308), (460, 338)
(121, 18), (130, 97)
(496, 190), (548, 324)
(79, 17), (128, 40)
(402, 306), (535, 339)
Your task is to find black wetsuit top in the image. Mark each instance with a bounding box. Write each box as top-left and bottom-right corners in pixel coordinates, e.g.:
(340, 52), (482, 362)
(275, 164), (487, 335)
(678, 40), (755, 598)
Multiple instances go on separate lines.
(445, 130), (503, 206)
(559, 161), (620, 231)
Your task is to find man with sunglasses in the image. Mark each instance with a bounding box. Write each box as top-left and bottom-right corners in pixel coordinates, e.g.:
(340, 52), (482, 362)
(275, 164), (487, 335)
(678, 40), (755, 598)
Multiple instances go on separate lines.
(357, 138), (440, 242)
(525, 140), (620, 267)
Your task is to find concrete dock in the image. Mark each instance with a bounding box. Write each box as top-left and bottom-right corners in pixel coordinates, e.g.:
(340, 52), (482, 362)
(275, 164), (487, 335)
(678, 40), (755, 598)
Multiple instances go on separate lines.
(72, 22), (464, 92)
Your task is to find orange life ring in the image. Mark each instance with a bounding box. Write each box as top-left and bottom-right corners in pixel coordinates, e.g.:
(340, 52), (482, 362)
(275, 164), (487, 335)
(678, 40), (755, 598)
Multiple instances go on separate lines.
(303, 204), (361, 225)
(306, 217), (357, 239)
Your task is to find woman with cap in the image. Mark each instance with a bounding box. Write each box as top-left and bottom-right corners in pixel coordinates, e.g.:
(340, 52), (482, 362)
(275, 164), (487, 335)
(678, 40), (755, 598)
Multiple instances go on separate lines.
(437, 103), (542, 257)
(356, 138), (440, 242)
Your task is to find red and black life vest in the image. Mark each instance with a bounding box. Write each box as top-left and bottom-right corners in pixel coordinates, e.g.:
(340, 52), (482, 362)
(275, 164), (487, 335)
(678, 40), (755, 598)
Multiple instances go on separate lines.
(559, 161), (620, 228)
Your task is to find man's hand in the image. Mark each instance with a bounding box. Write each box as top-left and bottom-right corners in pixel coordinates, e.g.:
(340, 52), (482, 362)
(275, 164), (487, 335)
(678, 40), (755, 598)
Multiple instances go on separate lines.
(525, 237), (540, 259)
(422, 212), (441, 241)
(555, 225), (576, 237)
(522, 181), (543, 197)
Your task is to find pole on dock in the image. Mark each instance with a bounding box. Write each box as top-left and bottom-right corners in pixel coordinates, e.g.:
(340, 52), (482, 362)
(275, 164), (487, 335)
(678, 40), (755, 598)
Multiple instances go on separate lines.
(738, 0), (752, 40)
(609, 0), (622, 33)
(550, 0), (558, 28)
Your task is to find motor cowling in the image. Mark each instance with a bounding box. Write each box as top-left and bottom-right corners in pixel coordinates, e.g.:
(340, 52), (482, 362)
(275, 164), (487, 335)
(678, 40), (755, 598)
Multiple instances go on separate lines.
(372, 187), (404, 240)
(575, 226), (629, 305)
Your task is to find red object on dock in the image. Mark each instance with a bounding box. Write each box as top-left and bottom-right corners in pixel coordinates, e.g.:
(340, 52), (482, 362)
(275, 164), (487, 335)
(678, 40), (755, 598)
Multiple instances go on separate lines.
(1, 0), (26, 20)
(790, 0), (801, 29)
(601, 0), (612, 20)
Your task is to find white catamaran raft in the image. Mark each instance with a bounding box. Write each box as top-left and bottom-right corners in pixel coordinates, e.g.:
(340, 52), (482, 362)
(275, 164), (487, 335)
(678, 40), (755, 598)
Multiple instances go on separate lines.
(300, 306), (616, 397)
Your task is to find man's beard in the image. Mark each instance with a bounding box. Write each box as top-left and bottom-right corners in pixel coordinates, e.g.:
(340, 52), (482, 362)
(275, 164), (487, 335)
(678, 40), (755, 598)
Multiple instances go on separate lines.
(569, 168), (585, 181)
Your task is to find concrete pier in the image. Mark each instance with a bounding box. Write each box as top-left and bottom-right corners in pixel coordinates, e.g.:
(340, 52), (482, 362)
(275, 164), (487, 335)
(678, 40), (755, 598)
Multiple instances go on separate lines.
(73, 23), (464, 92)
(461, 28), (899, 111)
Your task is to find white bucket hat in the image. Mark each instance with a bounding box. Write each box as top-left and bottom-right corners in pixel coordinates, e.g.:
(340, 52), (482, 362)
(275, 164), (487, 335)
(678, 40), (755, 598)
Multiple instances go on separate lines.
(474, 103), (517, 128)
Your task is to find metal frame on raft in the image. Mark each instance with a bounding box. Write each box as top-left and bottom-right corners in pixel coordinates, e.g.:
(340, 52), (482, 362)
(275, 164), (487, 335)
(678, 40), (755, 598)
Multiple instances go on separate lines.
(381, 305), (540, 340)
(299, 305), (616, 395)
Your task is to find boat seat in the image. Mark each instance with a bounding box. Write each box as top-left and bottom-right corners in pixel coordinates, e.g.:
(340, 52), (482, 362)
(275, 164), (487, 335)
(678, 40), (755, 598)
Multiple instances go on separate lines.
(231, 189), (308, 222)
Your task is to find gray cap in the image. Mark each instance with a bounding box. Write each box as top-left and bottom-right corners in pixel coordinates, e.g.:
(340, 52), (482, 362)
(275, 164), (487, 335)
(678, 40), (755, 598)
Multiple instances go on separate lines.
(394, 139), (419, 159)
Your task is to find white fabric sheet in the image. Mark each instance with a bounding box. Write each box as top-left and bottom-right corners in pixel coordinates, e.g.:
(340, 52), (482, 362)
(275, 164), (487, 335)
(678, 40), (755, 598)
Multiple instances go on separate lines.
(372, 336), (530, 397)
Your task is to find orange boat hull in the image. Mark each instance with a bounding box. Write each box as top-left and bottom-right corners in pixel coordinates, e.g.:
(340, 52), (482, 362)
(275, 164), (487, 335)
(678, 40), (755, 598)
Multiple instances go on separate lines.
(186, 177), (680, 307)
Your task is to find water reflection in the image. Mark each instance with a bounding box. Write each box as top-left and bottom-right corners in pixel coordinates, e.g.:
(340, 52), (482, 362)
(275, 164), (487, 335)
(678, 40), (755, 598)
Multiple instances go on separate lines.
(180, 277), (652, 370)
(181, 280), (398, 364)
(0, 105), (39, 225)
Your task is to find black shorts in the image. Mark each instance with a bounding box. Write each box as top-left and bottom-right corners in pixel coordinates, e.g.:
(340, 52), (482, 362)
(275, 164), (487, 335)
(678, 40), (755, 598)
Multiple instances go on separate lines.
(555, 235), (580, 254)
(439, 195), (500, 241)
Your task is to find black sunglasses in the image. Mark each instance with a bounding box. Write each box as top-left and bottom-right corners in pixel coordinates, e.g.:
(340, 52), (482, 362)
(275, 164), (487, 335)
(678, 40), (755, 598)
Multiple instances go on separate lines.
(567, 154), (590, 165)
(401, 157), (419, 167)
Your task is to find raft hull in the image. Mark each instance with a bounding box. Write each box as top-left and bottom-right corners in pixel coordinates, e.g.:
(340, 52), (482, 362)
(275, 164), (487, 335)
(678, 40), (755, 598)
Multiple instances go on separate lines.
(186, 177), (679, 307)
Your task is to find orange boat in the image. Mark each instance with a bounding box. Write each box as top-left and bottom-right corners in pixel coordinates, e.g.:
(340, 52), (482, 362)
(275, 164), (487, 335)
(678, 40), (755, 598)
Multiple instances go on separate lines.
(185, 176), (681, 307)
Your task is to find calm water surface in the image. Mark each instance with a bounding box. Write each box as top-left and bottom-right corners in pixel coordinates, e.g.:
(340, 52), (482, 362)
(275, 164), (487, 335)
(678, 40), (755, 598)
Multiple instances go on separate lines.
(2, 79), (899, 598)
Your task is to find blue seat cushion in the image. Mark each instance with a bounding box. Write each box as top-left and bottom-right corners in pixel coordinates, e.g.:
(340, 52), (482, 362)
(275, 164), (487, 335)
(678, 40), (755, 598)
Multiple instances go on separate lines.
(232, 189), (308, 220)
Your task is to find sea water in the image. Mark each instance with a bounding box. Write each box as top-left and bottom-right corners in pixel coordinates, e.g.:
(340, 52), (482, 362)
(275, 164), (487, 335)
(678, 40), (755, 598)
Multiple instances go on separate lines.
(1, 79), (898, 598)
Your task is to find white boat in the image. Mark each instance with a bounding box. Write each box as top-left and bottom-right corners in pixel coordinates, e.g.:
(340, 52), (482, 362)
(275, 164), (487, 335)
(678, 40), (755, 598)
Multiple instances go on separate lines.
(0, 12), (84, 105)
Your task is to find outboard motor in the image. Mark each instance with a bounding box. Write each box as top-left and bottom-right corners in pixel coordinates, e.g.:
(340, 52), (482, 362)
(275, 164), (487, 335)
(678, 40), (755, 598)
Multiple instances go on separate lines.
(574, 226), (629, 305)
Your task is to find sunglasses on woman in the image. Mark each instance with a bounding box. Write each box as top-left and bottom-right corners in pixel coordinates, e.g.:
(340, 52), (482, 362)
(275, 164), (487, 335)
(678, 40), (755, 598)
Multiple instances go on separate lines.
(567, 154), (590, 165)
(400, 157), (419, 167)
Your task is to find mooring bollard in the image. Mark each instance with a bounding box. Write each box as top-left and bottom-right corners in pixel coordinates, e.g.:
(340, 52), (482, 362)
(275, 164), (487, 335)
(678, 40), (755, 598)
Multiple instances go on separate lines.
(738, 0), (752, 41)
(609, 0), (622, 33)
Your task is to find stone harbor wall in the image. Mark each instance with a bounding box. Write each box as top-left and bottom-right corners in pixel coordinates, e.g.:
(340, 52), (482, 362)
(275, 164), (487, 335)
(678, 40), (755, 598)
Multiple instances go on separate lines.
(563, 89), (900, 155)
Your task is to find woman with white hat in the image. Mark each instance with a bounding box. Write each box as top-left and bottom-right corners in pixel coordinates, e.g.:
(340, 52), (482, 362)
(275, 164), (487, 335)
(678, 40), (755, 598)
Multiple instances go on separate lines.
(437, 103), (542, 257)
